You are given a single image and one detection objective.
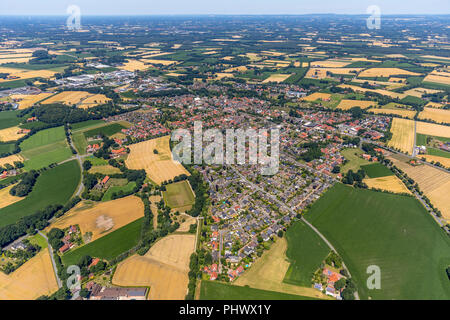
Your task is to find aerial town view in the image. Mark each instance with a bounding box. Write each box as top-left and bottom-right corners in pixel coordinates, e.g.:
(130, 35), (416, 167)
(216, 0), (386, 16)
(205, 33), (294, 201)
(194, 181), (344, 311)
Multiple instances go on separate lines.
(0, 0), (449, 308)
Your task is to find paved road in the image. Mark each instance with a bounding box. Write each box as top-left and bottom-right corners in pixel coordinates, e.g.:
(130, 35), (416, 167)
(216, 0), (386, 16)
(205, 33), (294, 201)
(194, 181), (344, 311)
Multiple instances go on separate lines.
(37, 230), (62, 289)
(231, 166), (360, 300)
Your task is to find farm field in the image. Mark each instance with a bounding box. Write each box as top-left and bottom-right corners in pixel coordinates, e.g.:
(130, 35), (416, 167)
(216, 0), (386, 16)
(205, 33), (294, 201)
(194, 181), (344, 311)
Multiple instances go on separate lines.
(0, 110), (22, 130)
(41, 91), (92, 105)
(338, 84), (407, 99)
(261, 73), (292, 83)
(300, 92), (331, 102)
(125, 135), (190, 185)
(282, 221), (331, 289)
(361, 163), (393, 178)
(83, 122), (127, 138)
(388, 118), (415, 154)
(88, 165), (121, 175)
(19, 126), (72, 170)
(340, 148), (371, 173)
(199, 280), (319, 300)
(112, 234), (196, 300)
(305, 183), (450, 300)
(419, 154), (450, 168)
(9, 92), (54, 109)
(368, 104), (417, 119)
(162, 180), (195, 211)
(47, 196), (144, 242)
(0, 67), (57, 82)
(0, 250), (58, 300)
(118, 59), (150, 71)
(0, 126), (26, 142)
(0, 160), (81, 228)
(364, 175), (411, 194)
(102, 181), (137, 201)
(389, 155), (450, 222)
(62, 217), (144, 266)
(77, 94), (111, 109)
(336, 99), (376, 110)
(418, 107), (450, 125)
(0, 184), (23, 209)
(0, 154), (23, 167)
(358, 68), (420, 77)
(416, 121), (450, 138)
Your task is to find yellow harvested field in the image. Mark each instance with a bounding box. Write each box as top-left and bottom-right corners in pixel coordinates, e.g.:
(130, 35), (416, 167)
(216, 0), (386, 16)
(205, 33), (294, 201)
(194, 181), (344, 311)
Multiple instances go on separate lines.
(0, 57), (32, 64)
(0, 184), (23, 209)
(0, 67), (57, 82)
(47, 196), (144, 242)
(364, 175), (411, 194)
(10, 92), (54, 109)
(125, 135), (190, 185)
(388, 156), (450, 222)
(176, 214), (196, 232)
(423, 73), (450, 85)
(310, 60), (351, 68)
(0, 126), (27, 142)
(336, 99), (377, 110)
(141, 59), (178, 66)
(234, 238), (330, 299)
(419, 155), (450, 169)
(301, 92), (331, 102)
(358, 68), (420, 77)
(388, 118), (415, 154)
(305, 67), (361, 79)
(113, 234), (196, 300)
(78, 94), (111, 109)
(420, 55), (450, 61)
(118, 59), (150, 71)
(416, 121), (450, 138)
(0, 250), (58, 300)
(418, 107), (450, 124)
(403, 87), (442, 98)
(224, 66), (248, 73)
(41, 91), (92, 105)
(338, 84), (407, 99)
(262, 74), (292, 83)
(88, 165), (122, 175)
(368, 107), (417, 119)
(212, 72), (234, 80)
(0, 154), (23, 167)
(425, 102), (444, 108)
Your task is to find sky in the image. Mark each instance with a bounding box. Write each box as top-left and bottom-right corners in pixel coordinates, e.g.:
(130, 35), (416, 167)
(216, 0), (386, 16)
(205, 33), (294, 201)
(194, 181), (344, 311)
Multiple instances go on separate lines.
(0, 0), (449, 15)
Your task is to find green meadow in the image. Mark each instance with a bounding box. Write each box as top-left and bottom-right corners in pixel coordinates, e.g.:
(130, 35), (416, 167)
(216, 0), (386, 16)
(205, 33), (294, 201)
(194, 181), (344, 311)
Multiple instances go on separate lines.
(305, 183), (450, 300)
(0, 160), (81, 227)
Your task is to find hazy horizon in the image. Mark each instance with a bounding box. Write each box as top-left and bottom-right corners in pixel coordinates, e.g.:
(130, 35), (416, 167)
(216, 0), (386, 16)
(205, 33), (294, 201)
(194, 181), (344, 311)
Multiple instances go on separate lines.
(1, 0), (449, 16)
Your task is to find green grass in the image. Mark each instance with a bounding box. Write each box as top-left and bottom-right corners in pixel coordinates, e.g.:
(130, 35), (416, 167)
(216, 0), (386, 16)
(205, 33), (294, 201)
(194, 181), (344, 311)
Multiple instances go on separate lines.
(102, 181), (137, 202)
(427, 148), (450, 159)
(283, 220), (330, 286)
(20, 127), (66, 151)
(61, 217), (143, 265)
(0, 160), (81, 227)
(20, 126), (71, 170)
(305, 183), (450, 300)
(199, 280), (318, 300)
(28, 233), (48, 249)
(85, 156), (109, 166)
(340, 148), (371, 173)
(0, 143), (15, 155)
(162, 180), (195, 209)
(72, 132), (88, 155)
(361, 163), (393, 178)
(0, 110), (22, 130)
(83, 123), (126, 138)
(70, 120), (105, 131)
